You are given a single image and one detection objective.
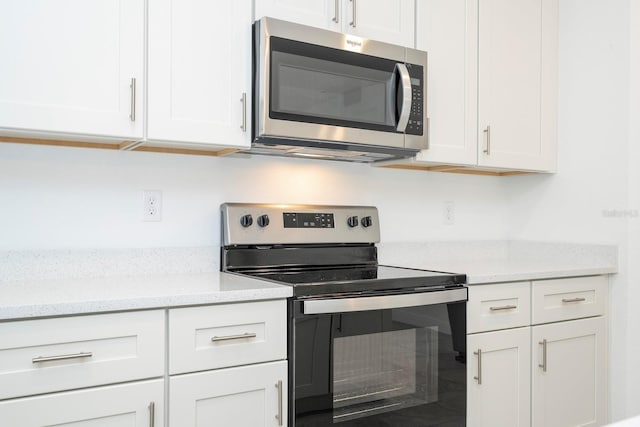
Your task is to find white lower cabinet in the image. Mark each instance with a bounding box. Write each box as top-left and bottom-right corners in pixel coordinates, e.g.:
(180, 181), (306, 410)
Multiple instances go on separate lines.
(532, 317), (607, 427)
(467, 327), (531, 427)
(467, 276), (608, 427)
(0, 379), (163, 427)
(168, 300), (289, 427)
(170, 361), (288, 426)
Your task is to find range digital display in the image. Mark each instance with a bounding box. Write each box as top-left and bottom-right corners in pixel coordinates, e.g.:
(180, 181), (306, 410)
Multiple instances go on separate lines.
(283, 212), (335, 228)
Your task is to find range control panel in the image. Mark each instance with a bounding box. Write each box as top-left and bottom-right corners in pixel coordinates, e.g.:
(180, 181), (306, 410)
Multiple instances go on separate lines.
(221, 203), (380, 246)
(283, 212), (335, 228)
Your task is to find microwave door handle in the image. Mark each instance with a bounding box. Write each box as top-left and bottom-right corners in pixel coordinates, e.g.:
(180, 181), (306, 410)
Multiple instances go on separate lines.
(395, 63), (412, 132)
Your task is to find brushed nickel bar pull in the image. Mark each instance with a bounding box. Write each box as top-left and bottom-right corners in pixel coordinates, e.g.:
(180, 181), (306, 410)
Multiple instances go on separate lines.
(562, 297), (586, 303)
(32, 352), (93, 364)
(539, 339), (547, 372)
(489, 305), (517, 311)
(240, 92), (247, 132)
(149, 402), (155, 427)
(483, 125), (491, 155)
(276, 380), (283, 426)
(350, 0), (357, 27)
(129, 77), (136, 122)
(211, 332), (257, 342)
(473, 349), (482, 384)
(333, 0), (340, 23)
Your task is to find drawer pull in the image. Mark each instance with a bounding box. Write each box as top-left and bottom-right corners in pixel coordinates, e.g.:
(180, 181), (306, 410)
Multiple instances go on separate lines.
(149, 401), (155, 427)
(473, 349), (482, 385)
(562, 297), (586, 303)
(32, 351), (93, 364)
(211, 332), (257, 342)
(276, 380), (283, 426)
(539, 339), (547, 372)
(489, 305), (517, 312)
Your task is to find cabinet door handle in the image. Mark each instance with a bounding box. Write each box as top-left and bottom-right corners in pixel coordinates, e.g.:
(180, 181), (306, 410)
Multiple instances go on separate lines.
(129, 77), (136, 122)
(211, 332), (257, 342)
(32, 351), (93, 364)
(276, 380), (284, 426)
(350, 0), (357, 27)
(483, 125), (491, 155)
(333, 0), (339, 23)
(148, 402), (155, 427)
(473, 349), (482, 384)
(489, 304), (517, 311)
(539, 339), (547, 372)
(240, 92), (247, 132)
(562, 297), (586, 303)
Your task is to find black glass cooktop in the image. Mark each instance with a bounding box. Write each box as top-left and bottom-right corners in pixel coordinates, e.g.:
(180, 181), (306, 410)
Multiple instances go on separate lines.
(238, 265), (466, 297)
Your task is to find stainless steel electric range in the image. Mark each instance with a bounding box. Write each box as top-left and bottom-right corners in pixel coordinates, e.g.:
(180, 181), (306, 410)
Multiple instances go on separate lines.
(221, 203), (468, 426)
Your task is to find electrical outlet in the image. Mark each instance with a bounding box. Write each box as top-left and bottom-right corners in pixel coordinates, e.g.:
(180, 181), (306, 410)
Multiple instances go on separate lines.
(142, 190), (162, 221)
(443, 201), (455, 225)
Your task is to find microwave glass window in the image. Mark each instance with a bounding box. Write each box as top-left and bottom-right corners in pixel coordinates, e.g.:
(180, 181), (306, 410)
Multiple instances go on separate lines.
(271, 51), (396, 127)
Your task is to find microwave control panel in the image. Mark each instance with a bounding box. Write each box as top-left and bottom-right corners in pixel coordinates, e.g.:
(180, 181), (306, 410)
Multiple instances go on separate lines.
(406, 64), (424, 136)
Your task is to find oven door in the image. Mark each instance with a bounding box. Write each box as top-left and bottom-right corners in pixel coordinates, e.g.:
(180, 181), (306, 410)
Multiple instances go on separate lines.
(290, 288), (467, 426)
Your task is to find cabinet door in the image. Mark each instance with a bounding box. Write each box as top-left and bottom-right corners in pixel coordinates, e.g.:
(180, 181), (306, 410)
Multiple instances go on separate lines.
(148, 0), (252, 148)
(0, 379), (163, 427)
(477, 0), (558, 171)
(0, 0), (144, 139)
(255, 0), (341, 32)
(344, 0), (415, 47)
(467, 327), (531, 427)
(532, 317), (607, 427)
(170, 361), (288, 427)
(412, 0), (478, 166)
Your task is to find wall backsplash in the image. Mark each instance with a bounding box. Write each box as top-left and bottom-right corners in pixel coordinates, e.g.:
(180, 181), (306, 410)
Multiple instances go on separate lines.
(0, 142), (510, 251)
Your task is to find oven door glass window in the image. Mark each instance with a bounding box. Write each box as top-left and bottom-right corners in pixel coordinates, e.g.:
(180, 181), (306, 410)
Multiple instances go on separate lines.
(293, 301), (466, 426)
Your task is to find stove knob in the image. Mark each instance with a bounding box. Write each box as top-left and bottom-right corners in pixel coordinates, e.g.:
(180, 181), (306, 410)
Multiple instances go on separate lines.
(347, 216), (359, 228)
(257, 214), (270, 228)
(361, 216), (373, 228)
(240, 214), (253, 227)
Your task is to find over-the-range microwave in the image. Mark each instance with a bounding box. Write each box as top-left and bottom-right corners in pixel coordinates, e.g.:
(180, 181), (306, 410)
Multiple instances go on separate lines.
(249, 17), (428, 163)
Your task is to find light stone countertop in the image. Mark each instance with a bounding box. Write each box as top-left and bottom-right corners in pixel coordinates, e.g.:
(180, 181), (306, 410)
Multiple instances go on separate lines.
(0, 241), (618, 320)
(0, 272), (292, 321)
(378, 241), (618, 284)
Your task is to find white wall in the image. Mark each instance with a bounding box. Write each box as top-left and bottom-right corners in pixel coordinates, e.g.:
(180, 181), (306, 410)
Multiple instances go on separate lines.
(505, 0), (636, 420)
(625, 0), (640, 419)
(0, 142), (509, 251)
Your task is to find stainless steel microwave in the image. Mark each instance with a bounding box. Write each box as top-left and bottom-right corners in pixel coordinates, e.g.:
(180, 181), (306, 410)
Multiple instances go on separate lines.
(250, 17), (428, 163)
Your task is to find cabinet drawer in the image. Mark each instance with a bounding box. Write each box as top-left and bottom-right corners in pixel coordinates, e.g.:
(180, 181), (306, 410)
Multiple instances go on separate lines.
(467, 282), (531, 333)
(0, 379), (163, 427)
(0, 310), (164, 400)
(169, 299), (286, 374)
(532, 276), (608, 324)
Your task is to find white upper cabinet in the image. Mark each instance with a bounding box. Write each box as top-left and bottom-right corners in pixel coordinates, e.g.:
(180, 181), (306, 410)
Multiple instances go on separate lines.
(147, 0), (252, 148)
(383, 0), (558, 173)
(412, 0), (478, 166)
(255, 0), (415, 47)
(0, 0), (144, 140)
(477, 0), (558, 171)
(255, 0), (341, 32)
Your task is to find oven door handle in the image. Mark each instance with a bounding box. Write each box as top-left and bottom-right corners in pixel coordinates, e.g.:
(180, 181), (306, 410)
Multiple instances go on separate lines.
(302, 288), (467, 315)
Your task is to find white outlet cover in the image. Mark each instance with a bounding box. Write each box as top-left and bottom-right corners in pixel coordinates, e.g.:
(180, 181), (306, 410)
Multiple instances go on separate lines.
(143, 190), (162, 221)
